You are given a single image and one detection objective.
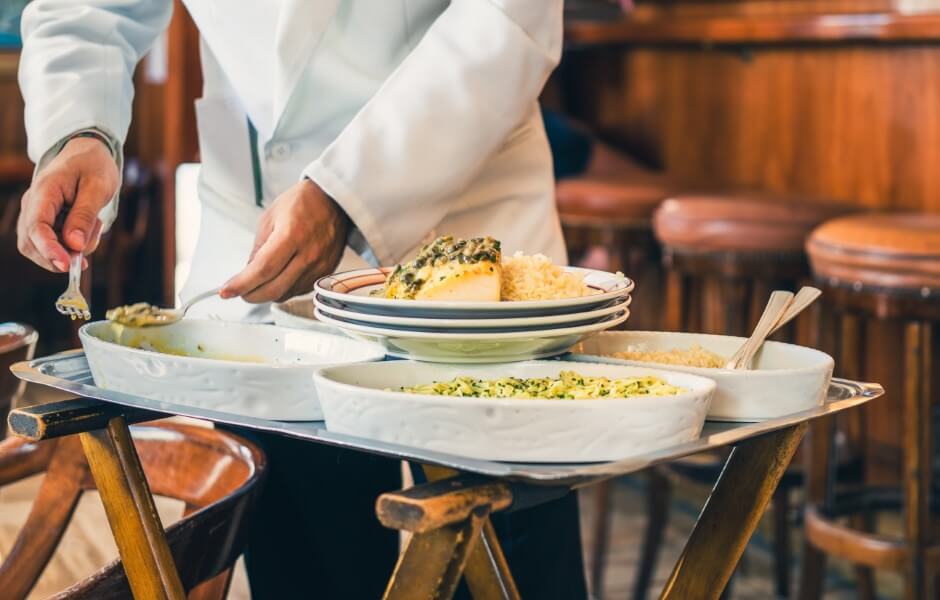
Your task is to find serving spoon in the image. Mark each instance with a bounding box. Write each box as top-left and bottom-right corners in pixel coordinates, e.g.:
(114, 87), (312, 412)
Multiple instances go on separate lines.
(106, 287), (221, 327)
(723, 286), (822, 370)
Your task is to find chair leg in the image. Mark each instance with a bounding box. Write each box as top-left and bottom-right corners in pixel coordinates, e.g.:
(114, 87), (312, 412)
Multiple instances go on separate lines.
(633, 469), (672, 600)
(663, 269), (685, 332)
(903, 322), (933, 600)
(79, 416), (186, 600)
(589, 479), (613, 596)
(848, 512), (877, 600)
(798, 416), (835, 600)
(772, 487), (791, 599)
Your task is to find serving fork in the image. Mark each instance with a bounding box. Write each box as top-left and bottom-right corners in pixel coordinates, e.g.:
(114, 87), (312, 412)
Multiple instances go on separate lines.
(55, 252), (91, 320)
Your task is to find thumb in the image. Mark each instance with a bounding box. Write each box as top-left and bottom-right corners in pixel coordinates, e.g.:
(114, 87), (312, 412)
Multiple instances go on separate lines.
(62, 176), (112, 252)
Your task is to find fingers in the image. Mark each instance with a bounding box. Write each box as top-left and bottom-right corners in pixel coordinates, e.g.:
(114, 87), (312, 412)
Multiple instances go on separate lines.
(220, 230), (295, 299)
(18, 187), (70, 271)
(83, 219), (104, 255)
(62, 174), (110, 252)
(241, 254), (311, 303)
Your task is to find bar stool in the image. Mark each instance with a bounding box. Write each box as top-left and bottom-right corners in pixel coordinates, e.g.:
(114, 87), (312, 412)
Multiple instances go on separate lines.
(654, 192), (853, 336)
(801, 213), (940, 600)
(633, 192), (856, 599)
(556, 173), (678, 331)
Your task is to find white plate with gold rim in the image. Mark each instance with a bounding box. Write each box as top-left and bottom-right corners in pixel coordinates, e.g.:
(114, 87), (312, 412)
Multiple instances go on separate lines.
(313, 360), (716, 462)
(314, 294), (631, 330)
(314, 267), (633, 318)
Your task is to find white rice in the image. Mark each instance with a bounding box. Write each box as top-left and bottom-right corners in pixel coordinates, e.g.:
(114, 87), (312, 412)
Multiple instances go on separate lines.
(500, 253), (593, 301)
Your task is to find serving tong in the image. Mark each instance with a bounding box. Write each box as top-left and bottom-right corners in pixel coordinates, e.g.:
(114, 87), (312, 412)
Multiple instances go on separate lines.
(724, 286), (822, 370)
(55, 253), (91, 321)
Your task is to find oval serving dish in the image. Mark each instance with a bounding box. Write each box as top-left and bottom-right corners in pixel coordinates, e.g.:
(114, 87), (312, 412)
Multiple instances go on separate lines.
(313, 360), (716, 462)
(570, 331), (834, 422)
(79, 319), (386, 420)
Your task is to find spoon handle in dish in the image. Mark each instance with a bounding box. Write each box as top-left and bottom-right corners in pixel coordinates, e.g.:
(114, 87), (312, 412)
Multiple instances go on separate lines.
(767, 286), (822, 337)
(181, 287), (222, 313)
(725, 290), (794, 370)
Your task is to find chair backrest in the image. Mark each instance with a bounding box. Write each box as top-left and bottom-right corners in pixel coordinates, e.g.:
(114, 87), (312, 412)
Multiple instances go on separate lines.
(0, 323), (38, 435)
(0, 423), (266, 600)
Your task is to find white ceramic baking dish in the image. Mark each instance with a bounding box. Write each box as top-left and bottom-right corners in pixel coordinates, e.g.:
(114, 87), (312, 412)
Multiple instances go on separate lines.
(80, 319), (385, 420)
(570, 331), (834, 421)
(313, 360), (716, 462)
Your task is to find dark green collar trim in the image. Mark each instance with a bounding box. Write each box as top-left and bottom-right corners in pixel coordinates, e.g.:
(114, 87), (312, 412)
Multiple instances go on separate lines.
(247, 118), (263, 207)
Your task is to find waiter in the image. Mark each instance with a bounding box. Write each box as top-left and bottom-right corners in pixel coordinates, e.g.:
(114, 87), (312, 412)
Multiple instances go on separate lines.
(17, 1), (586, 598)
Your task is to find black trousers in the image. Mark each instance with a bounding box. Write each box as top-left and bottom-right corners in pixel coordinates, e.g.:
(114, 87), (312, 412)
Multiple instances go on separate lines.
(230, 429), (588, 599)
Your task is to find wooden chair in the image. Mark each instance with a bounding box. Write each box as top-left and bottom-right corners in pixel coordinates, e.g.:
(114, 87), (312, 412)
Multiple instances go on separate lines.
(0, 415), (266, 599)
(0, 323), (37, 436)
(801, 213), (940, 600)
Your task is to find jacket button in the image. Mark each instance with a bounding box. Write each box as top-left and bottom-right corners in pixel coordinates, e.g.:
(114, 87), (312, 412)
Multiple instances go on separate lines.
(269, 143), (292, 161)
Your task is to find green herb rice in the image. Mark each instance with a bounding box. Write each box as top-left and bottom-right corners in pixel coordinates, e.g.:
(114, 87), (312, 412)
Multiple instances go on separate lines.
(400, 371), (685, 400)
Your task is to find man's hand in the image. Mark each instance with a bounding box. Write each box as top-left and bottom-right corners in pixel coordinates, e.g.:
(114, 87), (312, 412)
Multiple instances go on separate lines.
(221, 179), (349, 303)
(17, 136), (118, 271)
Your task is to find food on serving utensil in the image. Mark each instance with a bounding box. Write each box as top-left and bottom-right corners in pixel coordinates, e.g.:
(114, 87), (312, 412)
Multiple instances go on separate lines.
(373, 235), (597, 302)
(375, 235), (502, 301)
(500, 252), (592, 301)
(106, 302), (175, 327)
(607, 345), (726, 369)
(401, 370), (684, 399)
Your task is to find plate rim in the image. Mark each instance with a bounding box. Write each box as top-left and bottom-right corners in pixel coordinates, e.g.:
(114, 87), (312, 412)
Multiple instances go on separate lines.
(314, 266), (634, 312)
(313, 294), (632, 328)
(313, 307), (630, 340)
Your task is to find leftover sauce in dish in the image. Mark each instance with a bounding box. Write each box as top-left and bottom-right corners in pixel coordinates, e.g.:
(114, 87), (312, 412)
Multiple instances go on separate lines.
(105, 324), (266, 363)
(401, 371), (685, 399)
(106, 302), (175, 327)
(607, 345), (726, 369)
(372, 235), (599, 302)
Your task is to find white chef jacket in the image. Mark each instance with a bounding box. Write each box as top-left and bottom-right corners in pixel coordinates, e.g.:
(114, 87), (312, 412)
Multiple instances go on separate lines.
(19, 0), (567, 320)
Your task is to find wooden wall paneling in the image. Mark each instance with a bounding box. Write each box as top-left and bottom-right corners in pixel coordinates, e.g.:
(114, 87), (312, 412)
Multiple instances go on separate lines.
(565, 45), (940, 213)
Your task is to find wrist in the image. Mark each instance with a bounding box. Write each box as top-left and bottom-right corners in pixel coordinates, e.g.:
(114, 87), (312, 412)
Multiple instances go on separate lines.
(63, 129), (118, 160)
(303, 176), (351, 238)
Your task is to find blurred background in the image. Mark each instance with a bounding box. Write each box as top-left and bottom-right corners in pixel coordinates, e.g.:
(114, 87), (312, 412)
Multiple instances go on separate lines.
(3, 0), (940, 598)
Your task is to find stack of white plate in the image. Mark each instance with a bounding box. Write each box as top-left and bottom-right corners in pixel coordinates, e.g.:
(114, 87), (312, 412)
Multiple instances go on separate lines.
(277, 266), (633, 363)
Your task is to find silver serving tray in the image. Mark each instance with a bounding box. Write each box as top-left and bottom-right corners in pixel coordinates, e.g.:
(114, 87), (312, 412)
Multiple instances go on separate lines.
(12, 351), (883, 486)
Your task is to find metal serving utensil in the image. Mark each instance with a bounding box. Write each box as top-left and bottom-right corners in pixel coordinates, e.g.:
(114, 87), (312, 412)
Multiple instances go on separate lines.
(106, 287), (221, 327)
(724, 290), (794, 370)
(724, 286), (823, 370)
(55, 252), (91, 321)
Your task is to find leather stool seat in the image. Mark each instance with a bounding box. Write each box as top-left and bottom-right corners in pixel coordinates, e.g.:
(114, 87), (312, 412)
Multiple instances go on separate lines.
(556, 175), (677, 226)
(807, 213), (940, 293)
(654, 193), (853, 254)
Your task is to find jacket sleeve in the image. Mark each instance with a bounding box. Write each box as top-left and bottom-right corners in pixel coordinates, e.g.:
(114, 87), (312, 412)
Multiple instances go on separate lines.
(19, 0), (172, 228)
(303, 0), (563, 266)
